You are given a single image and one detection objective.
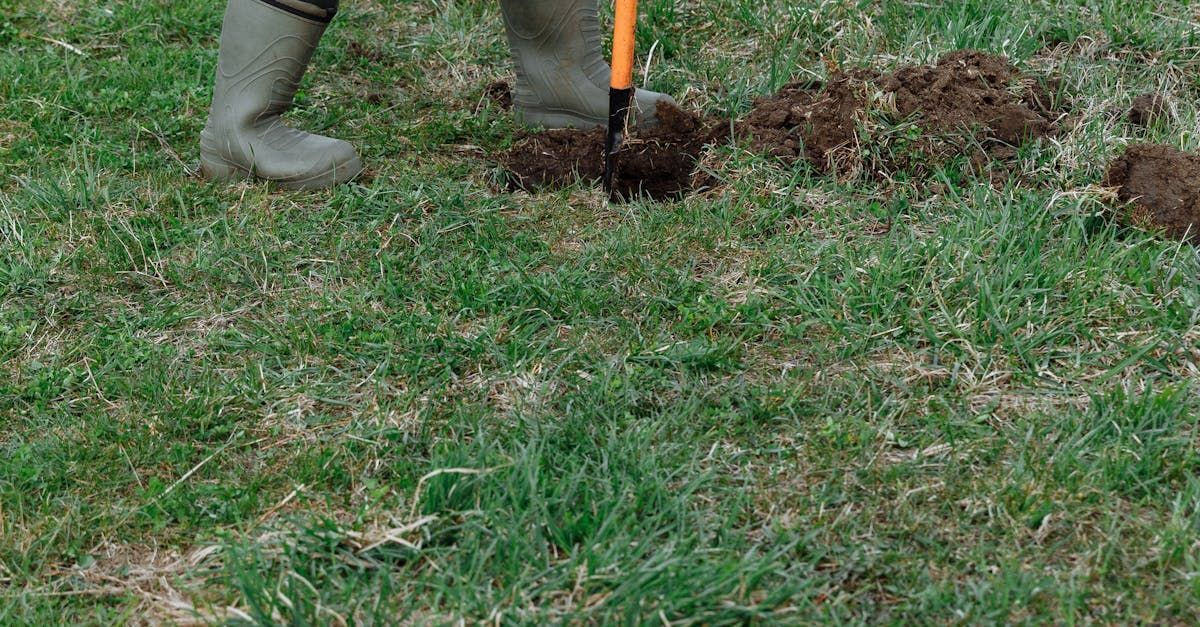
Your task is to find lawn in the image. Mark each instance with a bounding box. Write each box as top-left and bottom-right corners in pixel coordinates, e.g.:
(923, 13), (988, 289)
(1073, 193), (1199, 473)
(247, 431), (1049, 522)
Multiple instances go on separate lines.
(2, 0), (1200, 623)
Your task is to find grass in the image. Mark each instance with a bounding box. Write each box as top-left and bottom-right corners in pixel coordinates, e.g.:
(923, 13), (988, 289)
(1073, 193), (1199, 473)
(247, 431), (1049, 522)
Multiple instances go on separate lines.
(2, 0), (1200, 623)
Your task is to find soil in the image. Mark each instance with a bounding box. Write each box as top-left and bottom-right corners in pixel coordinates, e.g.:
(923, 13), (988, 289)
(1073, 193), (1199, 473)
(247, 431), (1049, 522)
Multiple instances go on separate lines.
(1128, 94), (1169, 128)
(486, 81), (513, 111)
(499, 50), (1064, 200)
(735, 75), (864, 170)
(736, 50), (1060, 174)
(1104, 143), (1200, 244)
(886, 50), (1057, 145)
(502, 100), (721, 201)
(347, 41), (385, 63)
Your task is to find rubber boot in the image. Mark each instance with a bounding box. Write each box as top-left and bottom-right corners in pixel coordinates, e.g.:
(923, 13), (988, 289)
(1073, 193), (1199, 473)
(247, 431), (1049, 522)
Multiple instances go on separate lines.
(499, 0), (677, 129)
(200, 0), (362, 190)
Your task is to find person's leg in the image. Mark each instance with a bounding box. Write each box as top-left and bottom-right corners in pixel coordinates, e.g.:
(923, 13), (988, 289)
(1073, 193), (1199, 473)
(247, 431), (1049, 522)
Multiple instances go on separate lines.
(499, 0), (676, 129)
(200, 0), (362, 190)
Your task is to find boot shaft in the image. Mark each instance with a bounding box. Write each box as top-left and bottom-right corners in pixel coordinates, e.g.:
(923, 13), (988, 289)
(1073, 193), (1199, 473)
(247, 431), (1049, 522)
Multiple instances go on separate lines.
(210, 0), (331, 129)
(499, 0), (609, 88)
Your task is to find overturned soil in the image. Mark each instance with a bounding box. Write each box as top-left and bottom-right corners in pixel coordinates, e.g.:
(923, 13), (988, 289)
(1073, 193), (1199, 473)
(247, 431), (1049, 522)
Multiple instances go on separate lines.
(503, 101), (720, 201)
(738, 50), (1061, 174)
(1105, 144), (1200, 244)
(501, 50), (1064, 200)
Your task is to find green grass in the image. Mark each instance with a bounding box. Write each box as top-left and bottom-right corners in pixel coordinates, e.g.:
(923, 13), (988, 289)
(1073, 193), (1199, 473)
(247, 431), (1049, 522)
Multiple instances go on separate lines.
(2, 0), (1200, 623)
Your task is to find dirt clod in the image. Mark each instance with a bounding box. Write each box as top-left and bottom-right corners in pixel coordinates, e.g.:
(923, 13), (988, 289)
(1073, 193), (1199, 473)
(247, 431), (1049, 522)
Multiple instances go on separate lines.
(1128, 94), (1169, 128)
(1104, 143), (1200, 244)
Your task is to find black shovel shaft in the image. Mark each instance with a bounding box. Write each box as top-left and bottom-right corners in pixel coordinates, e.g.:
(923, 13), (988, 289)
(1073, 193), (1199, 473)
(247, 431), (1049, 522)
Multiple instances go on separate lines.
(603, 87), (634, 196)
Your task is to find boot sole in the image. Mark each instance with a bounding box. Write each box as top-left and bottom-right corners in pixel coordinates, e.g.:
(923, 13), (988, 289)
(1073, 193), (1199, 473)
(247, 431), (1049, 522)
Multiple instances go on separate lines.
(200, 152), (363, 191)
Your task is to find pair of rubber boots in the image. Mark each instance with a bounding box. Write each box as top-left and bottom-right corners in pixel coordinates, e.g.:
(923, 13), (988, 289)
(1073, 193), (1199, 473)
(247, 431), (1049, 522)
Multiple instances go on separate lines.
(200, 0), (675, 190)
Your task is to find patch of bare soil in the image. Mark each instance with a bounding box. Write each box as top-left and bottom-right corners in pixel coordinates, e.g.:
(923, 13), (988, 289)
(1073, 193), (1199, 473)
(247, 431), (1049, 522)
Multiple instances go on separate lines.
(735, 74), (866, 169)
(737, 50), (1062, 174)
(502, 101), (720, 201)
(1104, 143), (1200, 244)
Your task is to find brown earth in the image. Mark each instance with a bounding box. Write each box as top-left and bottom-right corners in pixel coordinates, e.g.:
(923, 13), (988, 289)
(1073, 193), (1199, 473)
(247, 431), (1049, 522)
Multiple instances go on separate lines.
(485, 81), (513, 111)
(888, 50), (1057, 144)
(1104, 143), (1200, 244)
(1128, 94), (1169, 128)
(347, 40), (385, 63)
(735, 74), (865, 170)
(737, 50), (1061, 175)
(502, 101), (721, 201)
(500, 50), (1063, 200)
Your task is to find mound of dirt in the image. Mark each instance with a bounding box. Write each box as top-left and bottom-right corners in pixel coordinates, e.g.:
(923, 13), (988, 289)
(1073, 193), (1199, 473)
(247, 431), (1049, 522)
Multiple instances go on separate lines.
(1104, 144), (1200, 244)
(736, 74), (865, 170)
(887, 50), (1057, 144)
(502, 101), (720, 201)
(499, 50), (1063, 200)
(737, 50), (1061, 174)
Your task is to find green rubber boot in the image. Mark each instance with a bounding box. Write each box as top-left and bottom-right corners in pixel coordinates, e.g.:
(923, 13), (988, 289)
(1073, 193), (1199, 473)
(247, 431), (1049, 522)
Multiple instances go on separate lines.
(200, 0), (362, 190)
(499, 0), (677, 129)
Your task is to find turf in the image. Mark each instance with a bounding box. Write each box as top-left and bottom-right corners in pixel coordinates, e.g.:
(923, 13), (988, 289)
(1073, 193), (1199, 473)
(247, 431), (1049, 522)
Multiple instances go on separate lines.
(2, 0), (1200, 623)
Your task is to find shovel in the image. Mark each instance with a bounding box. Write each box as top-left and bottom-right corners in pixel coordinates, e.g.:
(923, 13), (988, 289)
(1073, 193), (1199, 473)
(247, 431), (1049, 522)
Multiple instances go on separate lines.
(603, 0), (638, 198)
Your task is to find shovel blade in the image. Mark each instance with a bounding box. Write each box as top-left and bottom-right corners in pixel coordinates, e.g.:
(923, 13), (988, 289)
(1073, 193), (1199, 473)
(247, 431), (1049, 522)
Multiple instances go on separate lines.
(603, 87), (634, 198)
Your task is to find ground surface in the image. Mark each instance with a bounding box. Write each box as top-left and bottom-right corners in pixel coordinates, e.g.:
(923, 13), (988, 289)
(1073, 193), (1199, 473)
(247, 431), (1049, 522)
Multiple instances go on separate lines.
(3, 0), (1200, 624)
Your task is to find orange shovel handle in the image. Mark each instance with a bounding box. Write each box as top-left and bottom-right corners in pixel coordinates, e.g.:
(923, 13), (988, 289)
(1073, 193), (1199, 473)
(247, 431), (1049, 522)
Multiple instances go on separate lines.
(611, 0), (638, 90)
